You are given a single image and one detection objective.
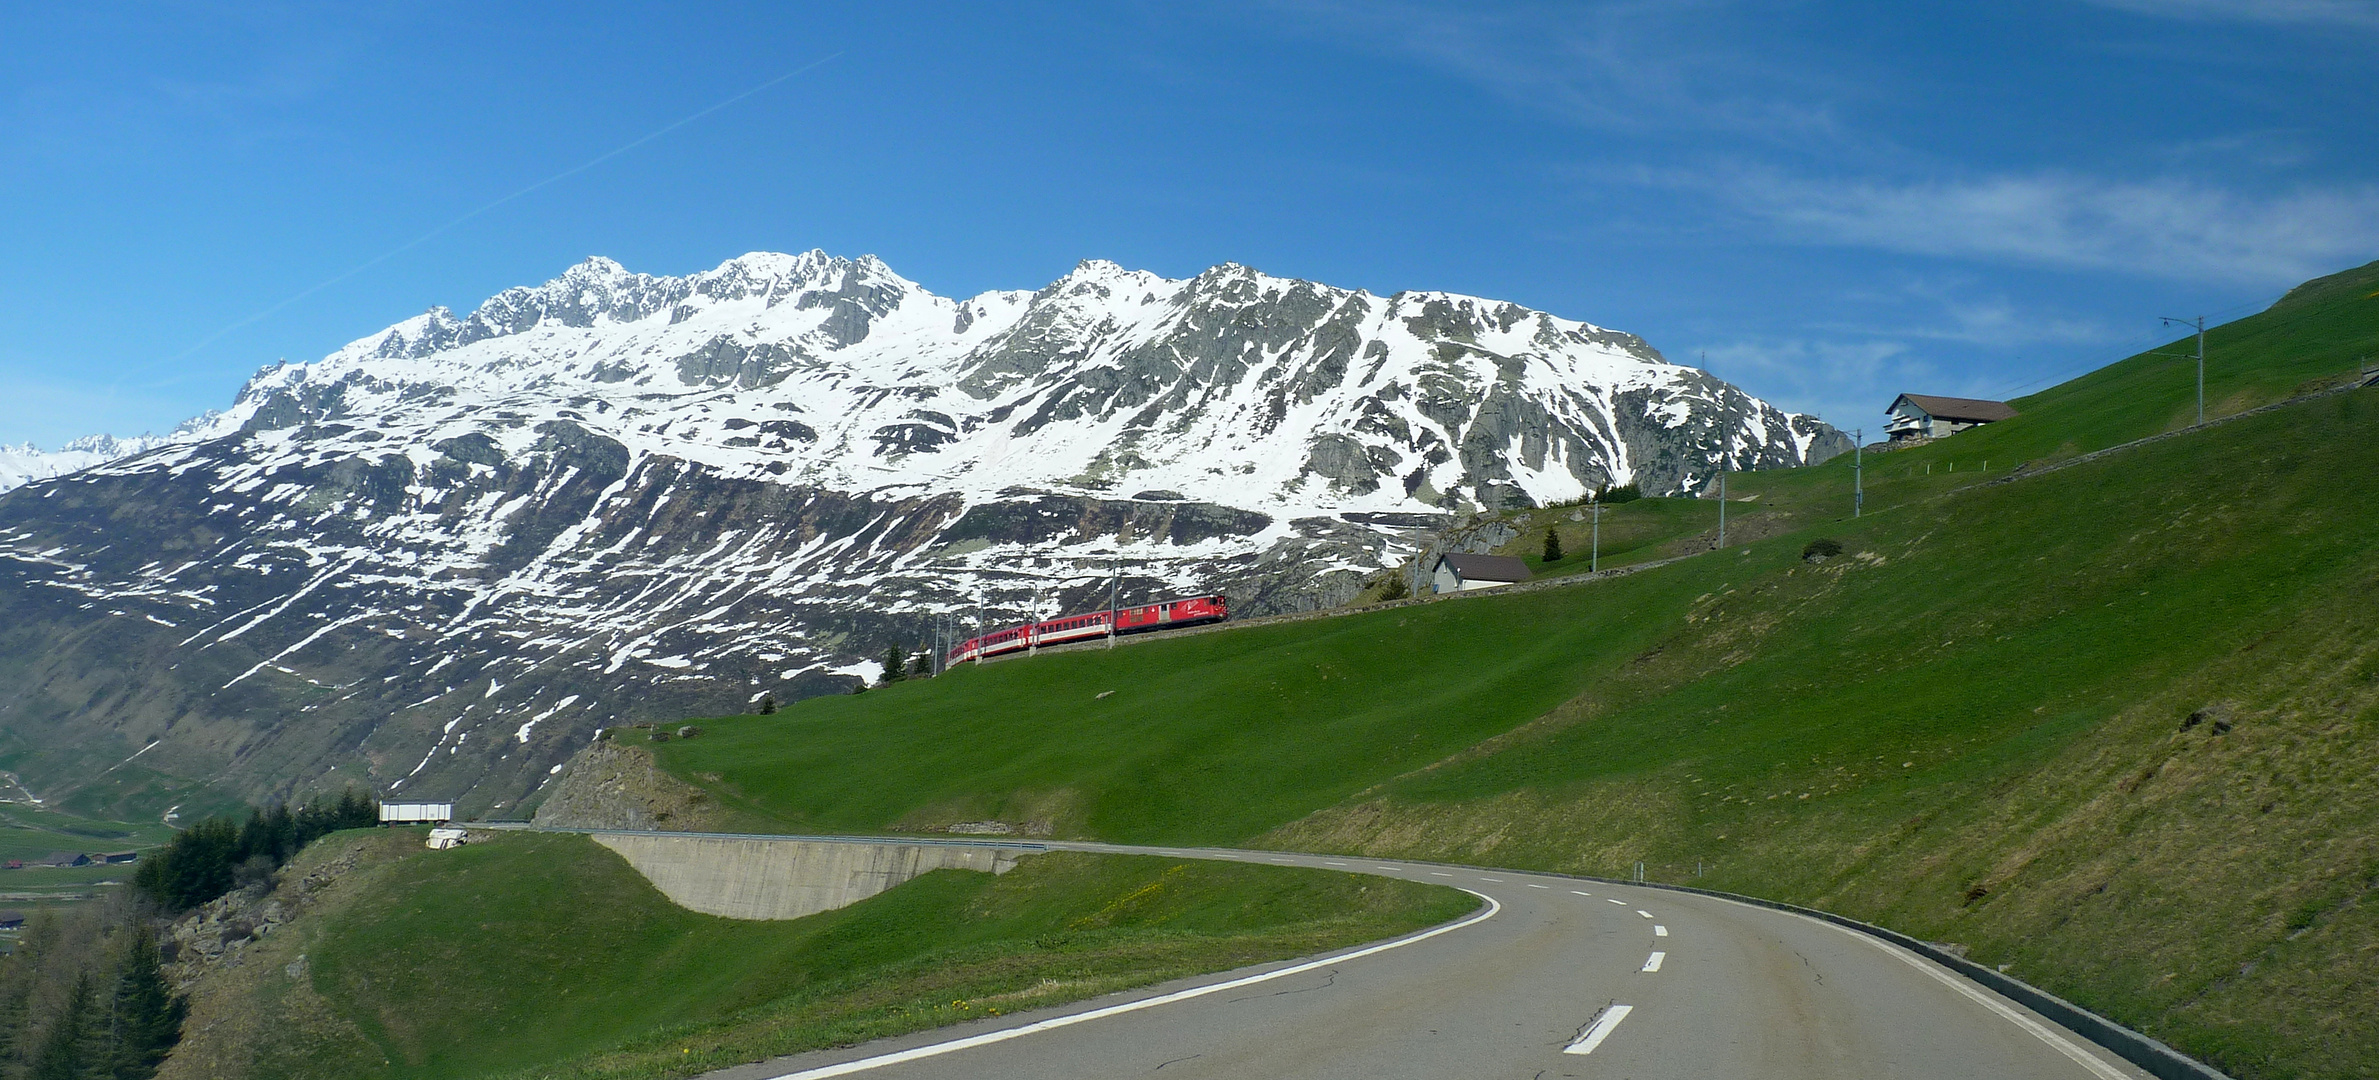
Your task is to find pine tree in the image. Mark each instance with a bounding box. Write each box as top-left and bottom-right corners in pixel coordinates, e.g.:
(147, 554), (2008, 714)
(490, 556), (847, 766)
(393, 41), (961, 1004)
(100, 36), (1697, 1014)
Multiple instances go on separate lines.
(1543, 527), (1564, 563)
(1378, 573), (1409, 602)
(756, 692), (778, 715)
(106, 929), (184, 1080)
(30, 972), (103, 1080)
(880, 644), (906, 685)
(0, 978), (31, 1075)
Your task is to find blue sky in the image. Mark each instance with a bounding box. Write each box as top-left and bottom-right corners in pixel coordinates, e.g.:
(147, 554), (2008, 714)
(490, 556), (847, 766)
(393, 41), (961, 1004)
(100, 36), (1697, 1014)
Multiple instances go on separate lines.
(3, 1), (2374, 448)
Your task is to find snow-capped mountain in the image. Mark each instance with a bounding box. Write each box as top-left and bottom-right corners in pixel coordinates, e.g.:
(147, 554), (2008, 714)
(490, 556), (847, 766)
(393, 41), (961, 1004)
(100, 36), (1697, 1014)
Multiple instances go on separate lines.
(0, 433), (183, 493)
(0, 252), (1847, 815)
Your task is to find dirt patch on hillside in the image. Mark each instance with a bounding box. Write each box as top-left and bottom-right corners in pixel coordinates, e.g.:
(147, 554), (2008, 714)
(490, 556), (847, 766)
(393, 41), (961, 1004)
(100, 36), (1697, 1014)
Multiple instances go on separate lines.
(532, 740), (724, 831)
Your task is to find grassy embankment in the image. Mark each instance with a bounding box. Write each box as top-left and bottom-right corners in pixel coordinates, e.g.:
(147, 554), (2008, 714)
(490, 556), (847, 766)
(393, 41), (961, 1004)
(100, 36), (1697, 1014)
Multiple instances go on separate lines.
(168, 830), (1471, 1080)
(652, 260), (2379, 1079)
(1477, 257), (2379, 583)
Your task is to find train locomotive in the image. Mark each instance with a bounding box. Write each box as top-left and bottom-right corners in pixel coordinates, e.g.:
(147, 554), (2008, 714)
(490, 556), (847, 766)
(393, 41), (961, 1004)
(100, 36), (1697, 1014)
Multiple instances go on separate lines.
(945, 594), (1227, 665)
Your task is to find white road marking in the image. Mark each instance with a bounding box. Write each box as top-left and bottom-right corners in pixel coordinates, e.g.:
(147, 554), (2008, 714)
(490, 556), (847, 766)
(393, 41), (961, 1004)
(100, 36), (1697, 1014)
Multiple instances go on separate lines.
(1431, 871), (1454, 877)
(1324, 861), (1347, 866)
(1654, 925), (1668, 937)
(1830, 926), (2133, 1080)
(764, 892), (1505, 1079)
(1376, 866), (1402, 872)
(1641, 951), (1666, 972)
(1526, 883), (1550, 889)
(1572, 890), (1593, 897)
(1561, 1003), (1635, 1055)
(1606, 898), (1627, 905)
(1637, 910), (1653, 919)
(1479, 876), (1503, 882)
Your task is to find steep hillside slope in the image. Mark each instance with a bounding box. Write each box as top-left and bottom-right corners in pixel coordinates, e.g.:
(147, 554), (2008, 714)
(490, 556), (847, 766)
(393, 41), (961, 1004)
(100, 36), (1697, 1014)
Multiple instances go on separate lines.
(0, 252), (1841, 819)
(650, 380), (2379, 1074)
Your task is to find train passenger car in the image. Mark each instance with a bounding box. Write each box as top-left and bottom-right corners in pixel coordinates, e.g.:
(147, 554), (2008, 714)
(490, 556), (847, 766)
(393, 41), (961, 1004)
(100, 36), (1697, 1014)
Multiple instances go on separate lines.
(944, 594), (1228, 665)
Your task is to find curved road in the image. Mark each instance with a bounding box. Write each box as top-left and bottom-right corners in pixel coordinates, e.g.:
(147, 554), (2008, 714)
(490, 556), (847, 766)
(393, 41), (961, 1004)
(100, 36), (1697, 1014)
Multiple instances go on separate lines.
(699, 842), (2155, 1080)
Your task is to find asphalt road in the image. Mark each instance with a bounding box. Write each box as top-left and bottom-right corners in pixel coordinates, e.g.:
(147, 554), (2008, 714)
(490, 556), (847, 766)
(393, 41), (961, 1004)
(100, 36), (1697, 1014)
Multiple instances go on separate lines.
(701, 842), (2156, 1080)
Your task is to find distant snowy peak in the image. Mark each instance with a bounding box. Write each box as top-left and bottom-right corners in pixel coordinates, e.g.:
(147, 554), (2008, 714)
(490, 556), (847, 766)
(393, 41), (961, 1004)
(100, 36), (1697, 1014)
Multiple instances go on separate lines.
(0, 429), (197, 493)
(192, 251), (1844, 513)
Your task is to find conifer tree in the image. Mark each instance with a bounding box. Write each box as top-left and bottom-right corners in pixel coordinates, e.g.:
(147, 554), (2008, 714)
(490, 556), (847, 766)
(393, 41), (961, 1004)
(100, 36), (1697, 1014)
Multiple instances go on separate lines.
(0, 977), (31, 1075)
(106, 928), (184, 1080)
(757, 692), (778, 715)
(880, 644), (906, 685)
(30, 972), (103, 1080)
(1543, 527), (1564, 563)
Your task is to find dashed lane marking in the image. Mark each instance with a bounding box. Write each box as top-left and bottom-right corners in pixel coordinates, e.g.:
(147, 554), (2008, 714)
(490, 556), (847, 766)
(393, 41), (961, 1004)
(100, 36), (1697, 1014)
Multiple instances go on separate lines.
(1562, 1004), (1635, 1056)
(1654, 925), (1668, 937)
(1637, 910), (1654, 919)
(1526, 883), (1550, 889)
(1479, 877), (1503, 882)
(1431, 872), (1454, 877)
(1606, 898), (1628, 905)
(1642, 951), (1666, 973)
(1571, 890), (1593, 897)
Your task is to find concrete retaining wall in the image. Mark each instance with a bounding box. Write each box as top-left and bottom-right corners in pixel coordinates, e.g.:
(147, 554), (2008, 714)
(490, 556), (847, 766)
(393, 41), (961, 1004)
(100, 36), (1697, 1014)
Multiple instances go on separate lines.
(593, 833), (1029, 920)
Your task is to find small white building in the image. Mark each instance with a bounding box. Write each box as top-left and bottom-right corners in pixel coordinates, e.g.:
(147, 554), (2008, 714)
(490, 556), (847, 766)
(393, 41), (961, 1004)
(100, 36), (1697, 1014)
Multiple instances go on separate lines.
(1432, 553), (1533, 594)
(1885, 394), (2018, 441)
(379, 802), (454, 824)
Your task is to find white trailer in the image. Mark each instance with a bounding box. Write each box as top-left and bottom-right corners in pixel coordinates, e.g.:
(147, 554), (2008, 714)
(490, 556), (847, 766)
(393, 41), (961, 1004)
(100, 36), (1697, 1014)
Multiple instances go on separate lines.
(379, 802), (454, 824)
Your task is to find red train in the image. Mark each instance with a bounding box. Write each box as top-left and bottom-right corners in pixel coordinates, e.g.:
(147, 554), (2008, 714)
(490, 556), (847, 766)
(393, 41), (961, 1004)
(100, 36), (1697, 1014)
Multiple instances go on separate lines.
(946, 594), (1228, 665)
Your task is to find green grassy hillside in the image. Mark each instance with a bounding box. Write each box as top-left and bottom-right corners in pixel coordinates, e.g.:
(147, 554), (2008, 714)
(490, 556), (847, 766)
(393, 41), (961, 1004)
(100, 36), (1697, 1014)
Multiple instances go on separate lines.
(1485, 257), (2379, 580)
(649, 270), (2379, 1078)
(166, 831), (1471, 1080)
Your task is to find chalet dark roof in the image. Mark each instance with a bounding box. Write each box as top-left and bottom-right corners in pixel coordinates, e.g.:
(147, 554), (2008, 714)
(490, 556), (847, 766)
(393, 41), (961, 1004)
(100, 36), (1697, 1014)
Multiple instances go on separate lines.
(1890, 394), (2018, 423)
(1437, 553), (1533, 583)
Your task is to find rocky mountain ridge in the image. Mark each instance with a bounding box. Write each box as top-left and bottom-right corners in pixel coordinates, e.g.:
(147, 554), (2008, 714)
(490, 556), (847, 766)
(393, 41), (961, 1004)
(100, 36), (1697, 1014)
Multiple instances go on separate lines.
(0, 251), (1846, 817)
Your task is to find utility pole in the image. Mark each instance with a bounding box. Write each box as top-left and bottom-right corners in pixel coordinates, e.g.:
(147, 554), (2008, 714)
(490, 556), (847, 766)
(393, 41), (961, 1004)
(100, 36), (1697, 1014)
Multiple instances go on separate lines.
(974, 596), (984, 665)
(1027, 583), (1043, 656)
(1108, 555), (1120, 649)
(1589, 497), (1601, 573)
(1853, 428), (1863, 518)
(1716, 466), (1727, 549)
(2161, 315), (2206, 425)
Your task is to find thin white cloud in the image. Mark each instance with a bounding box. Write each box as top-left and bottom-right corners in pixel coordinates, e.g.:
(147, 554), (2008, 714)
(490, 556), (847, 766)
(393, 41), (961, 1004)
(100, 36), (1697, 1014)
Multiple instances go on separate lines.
(1695, 337), (1946, 432)
(2084, 0), (2379, 30)
(1258, 0), (1851, 143)
(1694, 170), (2379, 285)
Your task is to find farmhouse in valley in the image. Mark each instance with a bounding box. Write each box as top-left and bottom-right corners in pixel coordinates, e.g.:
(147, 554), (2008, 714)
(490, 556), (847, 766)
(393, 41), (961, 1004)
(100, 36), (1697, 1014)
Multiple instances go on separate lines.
(1432, 553), (1533, 594)
(1885, 393), (2018, 441)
